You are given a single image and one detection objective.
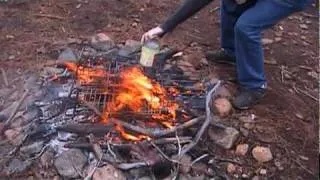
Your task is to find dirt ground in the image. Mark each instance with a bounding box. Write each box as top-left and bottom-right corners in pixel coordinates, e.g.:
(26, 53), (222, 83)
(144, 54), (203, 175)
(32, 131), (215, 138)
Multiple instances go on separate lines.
(0, 0), (319, 179)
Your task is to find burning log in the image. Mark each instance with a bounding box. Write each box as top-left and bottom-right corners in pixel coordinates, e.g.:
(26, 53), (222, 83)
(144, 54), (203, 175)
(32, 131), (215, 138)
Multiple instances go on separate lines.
(112, 117), (204, 138)
(81, 100), (204, 138)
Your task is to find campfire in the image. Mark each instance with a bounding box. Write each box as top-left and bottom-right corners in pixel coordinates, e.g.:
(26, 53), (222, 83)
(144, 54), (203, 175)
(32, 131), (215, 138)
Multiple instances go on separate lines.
(54, 55), (220, 142)
(65, 60), (181, 141)
(1, 36), (225, 179)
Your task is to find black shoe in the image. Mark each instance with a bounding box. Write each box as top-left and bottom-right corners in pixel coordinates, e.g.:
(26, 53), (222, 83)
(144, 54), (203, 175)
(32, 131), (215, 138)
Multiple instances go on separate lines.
(232, 88), (266, 110)
(205, 49), (236, 65)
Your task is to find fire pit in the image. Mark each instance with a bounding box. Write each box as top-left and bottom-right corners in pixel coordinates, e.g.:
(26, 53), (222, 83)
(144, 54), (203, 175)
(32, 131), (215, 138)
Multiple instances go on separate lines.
(1, 37), (225, 179)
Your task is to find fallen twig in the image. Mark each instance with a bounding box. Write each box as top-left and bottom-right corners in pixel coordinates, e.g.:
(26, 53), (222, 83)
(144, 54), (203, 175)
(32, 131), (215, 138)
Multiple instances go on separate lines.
(106, 133), (117, 160)
(84, 157), (102, 180)
(281, 66), (285, 83)
(88, 134), (103, 161)
(113, 116), (204, 138)
(180, 81), (222, 156)
(191, 154), (209, 166)
(293, 86), (318, 102)
(292, 158), (316, 177)
(34, 14), (65, 20)
(117, 162), (148, 170)
(214, 157), (243, 166)
(4, 90), (29, 127)
(27, 144), (50, 161)
(0, 68), (9, 87)
(175, 132), (181, 156)
(150, 141), (179, 164)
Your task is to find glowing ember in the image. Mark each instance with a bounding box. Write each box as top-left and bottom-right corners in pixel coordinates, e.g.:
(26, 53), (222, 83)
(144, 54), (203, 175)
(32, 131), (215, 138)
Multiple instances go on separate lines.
(116, 125), (150, 141)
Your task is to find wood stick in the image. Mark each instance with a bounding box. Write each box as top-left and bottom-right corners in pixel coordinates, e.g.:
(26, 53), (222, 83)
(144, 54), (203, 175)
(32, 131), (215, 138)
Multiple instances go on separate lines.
(4, 90), (29, 126)
(117, 162), (148, 170)
(56, 123), (113, 136)
(64, 137), (193, 150)
(81, 100), (205, 137)
(112, 116), (204, 138)
(64, 143), (93, 149)
(294, 86), (318, 102)
(0, 68), (9, 87)
(88, 134), (103, 161)
(34, 14), (65, 20)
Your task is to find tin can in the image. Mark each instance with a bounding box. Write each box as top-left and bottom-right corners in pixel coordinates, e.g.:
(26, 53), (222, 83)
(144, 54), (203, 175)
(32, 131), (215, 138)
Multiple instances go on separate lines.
(140, 40), (160, 67)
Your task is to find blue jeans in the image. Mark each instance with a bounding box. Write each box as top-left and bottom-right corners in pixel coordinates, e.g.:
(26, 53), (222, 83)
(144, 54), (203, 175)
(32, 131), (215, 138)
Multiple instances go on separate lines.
(220, 0), (310, 90)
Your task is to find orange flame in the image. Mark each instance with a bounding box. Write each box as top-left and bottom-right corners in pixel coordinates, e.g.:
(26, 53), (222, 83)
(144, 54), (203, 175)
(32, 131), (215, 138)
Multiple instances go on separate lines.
(106, 67), (178, 121)
(64, 62), (108, 84)
(65, 62), (179, 141)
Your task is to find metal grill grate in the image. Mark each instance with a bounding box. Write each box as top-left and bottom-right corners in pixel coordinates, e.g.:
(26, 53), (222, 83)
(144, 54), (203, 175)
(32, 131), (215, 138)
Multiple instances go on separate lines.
(72, 57), (176, 120)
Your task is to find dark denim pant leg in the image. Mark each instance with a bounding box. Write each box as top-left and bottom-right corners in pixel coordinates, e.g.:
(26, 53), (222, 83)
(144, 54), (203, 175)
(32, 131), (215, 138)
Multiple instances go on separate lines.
(220, 0), (256, 57)
(234, 0), (305, 90)
(220, 0), (238, 57)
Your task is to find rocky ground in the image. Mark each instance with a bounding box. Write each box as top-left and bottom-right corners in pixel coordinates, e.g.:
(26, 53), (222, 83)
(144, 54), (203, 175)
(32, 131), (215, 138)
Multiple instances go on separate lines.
(0, 0), (319, 179)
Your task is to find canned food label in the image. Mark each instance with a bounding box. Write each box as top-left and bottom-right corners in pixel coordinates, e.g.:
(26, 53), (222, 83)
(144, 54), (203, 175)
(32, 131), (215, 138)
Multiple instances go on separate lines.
(140, 46), (158, 67)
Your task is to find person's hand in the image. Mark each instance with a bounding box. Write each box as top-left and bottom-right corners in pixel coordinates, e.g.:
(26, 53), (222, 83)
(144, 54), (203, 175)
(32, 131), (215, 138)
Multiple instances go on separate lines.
(141, 26), (164, 43)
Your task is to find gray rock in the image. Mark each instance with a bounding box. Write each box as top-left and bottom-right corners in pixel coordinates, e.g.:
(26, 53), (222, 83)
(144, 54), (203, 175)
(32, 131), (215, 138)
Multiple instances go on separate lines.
(93, 165), (126, 180)
(200, 58), (209, 65)
(41, 147), (55, 169)
(252, 176), (260, 180)
(82, 47), (98, 57)
(125, 39), (142, 52)
(308, 71), (318, 79)
(129, 168), (144, 179)
(252, 146), (273, 163)
(20, 141), (44, 155)
(5, 127), (25, 145)
(274, 37), (282, 42)
(172, 155), (192, 174)
(58, 48), (77, 61)
(24, 75), (40, 91)
(235, 144), (249, 156)
(91, 33), (115, 51)
(208, 127), (239, 149)
(299, 24), (308, 30)
(118, 40), (141, 57)
(22, 109), (40, 122)
(0, 88), (13, 98)
(54, 149), (87, 178)
(8, 55), (15, 60)
(42, 67), (64, 75)
(239, 115), (255, 123)
(0, 101), (19, 120)
(215, 86), (232, 98)
(6, 158), (32, 175)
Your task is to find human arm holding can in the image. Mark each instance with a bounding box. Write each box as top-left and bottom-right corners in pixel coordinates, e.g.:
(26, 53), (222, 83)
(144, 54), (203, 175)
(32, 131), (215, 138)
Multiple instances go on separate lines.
(141, 0), (213, 43)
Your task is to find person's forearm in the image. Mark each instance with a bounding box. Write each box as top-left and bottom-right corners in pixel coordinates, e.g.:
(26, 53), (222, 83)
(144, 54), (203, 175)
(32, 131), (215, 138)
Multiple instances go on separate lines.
(160, 0), (213, 35)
